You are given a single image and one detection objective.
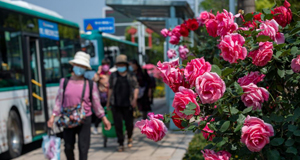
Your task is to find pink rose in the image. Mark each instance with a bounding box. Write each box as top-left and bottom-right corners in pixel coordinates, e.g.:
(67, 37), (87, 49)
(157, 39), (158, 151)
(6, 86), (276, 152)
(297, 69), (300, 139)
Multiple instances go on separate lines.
(197, 11), (216, 26)
(241, 115), (274, 152)
(258, 19), (285, 44)
(184, 58), (211, 87)
(195, 72), (226, 104)
(206, 19), (218, 37)
(238, 71), (265, 86)
(199, 117), (215, 141)
(160, 28), (169, 37)
(157, 60), (183, 92)
(202, 149), (231, 160)
(135, 112), (168, 142)
(272, 6), (292, 27)
(284, 0), (291, 8)
(216, 9), (238, 36)
(169, 35), (180, 45)
(170, 25), (181, 37)
(167, 49), (177, 59)
(218, 33), (247, 63)
(178, 45), (189, 59)
(172, 86), (200, 119)
(241, 83), (269, 110)
(291, 55), (300, 73)
(248, 42), (273, 67)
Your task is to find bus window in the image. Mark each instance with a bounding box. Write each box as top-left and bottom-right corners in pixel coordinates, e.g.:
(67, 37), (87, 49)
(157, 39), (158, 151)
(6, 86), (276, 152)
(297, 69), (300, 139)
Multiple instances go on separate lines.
(20, 14), (39, 34)
(0, 31), (25, 87)
(0, 10), (21, 31)
(81, 38), (95, 57)
(42, 38), (61, 84)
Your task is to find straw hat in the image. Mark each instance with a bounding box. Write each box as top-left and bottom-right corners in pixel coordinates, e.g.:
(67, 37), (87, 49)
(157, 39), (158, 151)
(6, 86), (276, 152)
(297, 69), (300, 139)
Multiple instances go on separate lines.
(115, 54), (128, 64)
(69, 51), (91, 69)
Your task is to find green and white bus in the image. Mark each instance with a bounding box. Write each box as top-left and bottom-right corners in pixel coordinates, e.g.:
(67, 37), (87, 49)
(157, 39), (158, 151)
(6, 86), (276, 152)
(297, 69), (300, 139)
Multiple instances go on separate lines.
(81, 30), (139, 70)
(0, 0), (80, 158)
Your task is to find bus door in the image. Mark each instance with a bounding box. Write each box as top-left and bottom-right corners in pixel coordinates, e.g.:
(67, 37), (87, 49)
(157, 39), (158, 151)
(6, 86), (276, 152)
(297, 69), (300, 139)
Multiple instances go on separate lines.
(25, 36), (47, 136)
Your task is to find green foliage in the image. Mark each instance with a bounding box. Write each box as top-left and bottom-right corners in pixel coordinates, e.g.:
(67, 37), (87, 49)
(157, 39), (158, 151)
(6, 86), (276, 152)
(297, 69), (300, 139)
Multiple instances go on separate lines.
(183, 133), (211, 160)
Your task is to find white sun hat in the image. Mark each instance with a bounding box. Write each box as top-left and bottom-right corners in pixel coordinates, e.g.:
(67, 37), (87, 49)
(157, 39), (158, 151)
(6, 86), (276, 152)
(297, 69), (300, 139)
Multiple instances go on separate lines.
(69, 51), (91, 69)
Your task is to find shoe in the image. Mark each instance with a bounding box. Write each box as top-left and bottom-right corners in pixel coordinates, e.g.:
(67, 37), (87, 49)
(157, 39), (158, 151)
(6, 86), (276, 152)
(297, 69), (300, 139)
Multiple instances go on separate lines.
(128, 138), (133, 148)
(117, 145), (124, 152)
(92, 127), (98, 135)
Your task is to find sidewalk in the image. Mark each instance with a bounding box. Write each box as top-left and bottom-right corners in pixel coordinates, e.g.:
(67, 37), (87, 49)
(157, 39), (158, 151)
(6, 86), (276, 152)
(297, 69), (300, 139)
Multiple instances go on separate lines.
(13, 98), (194, 160)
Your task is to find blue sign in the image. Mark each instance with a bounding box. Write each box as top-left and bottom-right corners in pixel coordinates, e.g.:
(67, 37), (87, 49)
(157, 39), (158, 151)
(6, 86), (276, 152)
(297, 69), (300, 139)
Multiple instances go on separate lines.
(38, 19), (59, 40)
(84, 18), (115, 33)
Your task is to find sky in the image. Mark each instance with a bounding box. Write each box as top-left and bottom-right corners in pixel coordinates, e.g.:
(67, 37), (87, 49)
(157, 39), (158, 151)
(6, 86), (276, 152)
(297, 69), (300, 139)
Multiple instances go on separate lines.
(25, 0), (106, 30)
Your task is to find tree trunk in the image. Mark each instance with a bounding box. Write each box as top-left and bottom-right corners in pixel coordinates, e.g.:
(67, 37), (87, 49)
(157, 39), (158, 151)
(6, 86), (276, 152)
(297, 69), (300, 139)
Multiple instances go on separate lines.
(238, 0), (256, 14)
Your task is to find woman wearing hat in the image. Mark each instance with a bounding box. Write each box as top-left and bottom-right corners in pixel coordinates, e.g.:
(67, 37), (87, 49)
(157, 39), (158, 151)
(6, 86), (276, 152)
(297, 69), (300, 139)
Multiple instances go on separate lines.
(47, 51), (111, 160)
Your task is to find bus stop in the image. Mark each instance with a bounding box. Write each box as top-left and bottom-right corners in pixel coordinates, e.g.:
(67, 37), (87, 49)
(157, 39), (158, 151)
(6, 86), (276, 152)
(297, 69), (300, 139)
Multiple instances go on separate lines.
(106, 0), (196, 129)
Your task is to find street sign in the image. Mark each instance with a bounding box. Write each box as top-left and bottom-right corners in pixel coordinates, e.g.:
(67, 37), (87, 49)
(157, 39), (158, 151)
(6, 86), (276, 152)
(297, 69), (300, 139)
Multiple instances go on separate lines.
(38, 19), (59, 40)
(84, 18), (115, 33)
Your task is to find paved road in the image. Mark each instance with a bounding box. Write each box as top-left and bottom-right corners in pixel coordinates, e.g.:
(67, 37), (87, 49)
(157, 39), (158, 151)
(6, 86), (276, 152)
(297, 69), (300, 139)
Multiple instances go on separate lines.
(5, 98), (194, 160)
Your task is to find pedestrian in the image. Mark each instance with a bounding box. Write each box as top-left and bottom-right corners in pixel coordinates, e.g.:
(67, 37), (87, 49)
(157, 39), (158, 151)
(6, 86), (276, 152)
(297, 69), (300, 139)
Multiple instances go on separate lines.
(91, 58), (111, 134)
(106, 54), (139, 152)
(129, 60), (152, 120)
(47, 51), (111, 160)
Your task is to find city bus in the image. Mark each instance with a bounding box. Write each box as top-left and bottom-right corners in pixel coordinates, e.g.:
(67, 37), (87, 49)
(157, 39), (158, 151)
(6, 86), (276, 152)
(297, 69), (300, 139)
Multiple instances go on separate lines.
(0, 0), (80, 158)
(81, 30), (139, 71)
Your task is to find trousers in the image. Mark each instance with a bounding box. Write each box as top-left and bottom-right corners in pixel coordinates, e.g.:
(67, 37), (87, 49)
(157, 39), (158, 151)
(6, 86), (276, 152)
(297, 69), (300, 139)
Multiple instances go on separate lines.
(63, 116), (91, 160)
(112, 106), (134, 146)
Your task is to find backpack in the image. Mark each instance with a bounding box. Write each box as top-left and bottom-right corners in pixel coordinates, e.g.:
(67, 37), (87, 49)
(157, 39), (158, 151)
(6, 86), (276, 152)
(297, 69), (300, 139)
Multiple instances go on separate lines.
(62, 77), (94, 104)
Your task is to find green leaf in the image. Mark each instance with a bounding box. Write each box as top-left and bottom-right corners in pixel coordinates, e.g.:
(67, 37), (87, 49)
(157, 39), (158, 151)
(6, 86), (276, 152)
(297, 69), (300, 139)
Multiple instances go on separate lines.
(213, 57), (222, 67)
(211, 64), (222, 77)
(222, 67), (234, 77)
(234, 82), (243, 95)
(204, 144), (213, 149)
(263, 8), (271, 14)
(182, 55), (196, 65)
(291, 46), (299, 56)
(208, 123), (217, 131)
(234, 123), (243, 132)
(230, 107), (239, 115)
(237, 114), (246, 124)
(275, 51), (282, 58)
(285, 139), (295, 146)
(219, 121), (230, 132)
(288, 125), (297, 132)
(199, 120), (207, 128)
(181, 120), (189, 127)
(294, 108), (300, 120)
(286, 70), (294, 75)
(186, 102), (197, 110)
(293, 130), (300, 136)
(267, 149), (280, 160)
(180, 109), (195, 116)
(213, 137), (223, 143)
(270, 138), (284, 146)
(244, 13), (254, 21)
(277, 69), (285, 78)
(242, 107), (253, 114)
(290, 27), (300, 35)
(250, 43), (259, 51)
(286, 147), (297, 155)
(257, 35), (271, 42)
(265, 14), (274, 20)
(216, 137), (228, 147)
(187, 125), (196, 130)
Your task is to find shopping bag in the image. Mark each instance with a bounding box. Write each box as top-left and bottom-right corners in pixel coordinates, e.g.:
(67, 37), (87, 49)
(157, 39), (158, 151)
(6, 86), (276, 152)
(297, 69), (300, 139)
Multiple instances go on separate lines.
(42, 130), (61, 160)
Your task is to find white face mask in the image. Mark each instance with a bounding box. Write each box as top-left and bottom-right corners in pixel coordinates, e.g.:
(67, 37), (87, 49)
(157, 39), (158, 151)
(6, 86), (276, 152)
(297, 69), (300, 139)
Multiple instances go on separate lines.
(73, 66), (86, 76)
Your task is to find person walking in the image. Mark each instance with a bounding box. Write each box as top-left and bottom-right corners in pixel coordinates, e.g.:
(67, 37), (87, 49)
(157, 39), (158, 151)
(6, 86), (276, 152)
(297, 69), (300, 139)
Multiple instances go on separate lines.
(106, 54), (139, 152)
(47, 51), (111, 160)
(91, 58), (111, 134)
(129, 60), (152, 120)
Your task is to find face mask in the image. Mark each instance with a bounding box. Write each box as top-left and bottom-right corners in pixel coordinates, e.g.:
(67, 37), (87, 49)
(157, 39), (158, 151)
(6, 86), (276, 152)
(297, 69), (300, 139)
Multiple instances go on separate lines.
(129, 66), (134, 72)
(73, 66), (86, 76)
(102, 64), (109, 72)
(117, 66), (127, 73)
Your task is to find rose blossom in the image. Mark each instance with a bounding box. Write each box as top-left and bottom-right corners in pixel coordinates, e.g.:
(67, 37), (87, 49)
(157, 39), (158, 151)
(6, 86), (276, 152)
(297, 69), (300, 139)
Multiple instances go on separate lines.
(206, 19), (218, 37)
(218, 33), (247, 63)
(291, 55), (300, 73)
(171, 111), (185, 129)
(167, 49), (177, 59)
(178, 45), (189, 60)
(272, 0), (292, 27)
(184, 58), (211, 87)
(241, 115), (274, 152)
(170, 25), (181, 37)
(248, 42), (273, 67)
(215, 9), (238, 36)
(135, 113), (168, 142)
(257, 19), (285, 44)
(157, 60), (183, 92)
(169, 35), (180, 45)
(197, 11), (216, 26)
(179, 24), (189, 37)
(238, 71), (265, 86)
(244, 12), (262, 29)
(172, 86), (200, 120)
(186, 18), (199, 31)
(195, 72), (226, 104)
(160, 28), (169, 37)
(241, 83), (269, 110)
(199, 117), (215, 141)
(202, 149), (231, 160)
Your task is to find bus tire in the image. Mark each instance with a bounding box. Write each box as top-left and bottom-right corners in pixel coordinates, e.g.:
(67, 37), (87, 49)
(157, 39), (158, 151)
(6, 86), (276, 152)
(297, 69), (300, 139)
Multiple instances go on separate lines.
(6, 110), (23, 158)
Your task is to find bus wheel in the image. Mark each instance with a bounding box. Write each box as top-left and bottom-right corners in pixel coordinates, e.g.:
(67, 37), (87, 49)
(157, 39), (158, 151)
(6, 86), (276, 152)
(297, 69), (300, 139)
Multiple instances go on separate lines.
(7, 110), (23, 158)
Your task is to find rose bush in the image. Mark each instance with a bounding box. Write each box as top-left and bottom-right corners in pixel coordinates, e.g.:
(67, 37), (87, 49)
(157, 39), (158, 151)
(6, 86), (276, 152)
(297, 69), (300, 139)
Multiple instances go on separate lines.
(139, 0), (300, 159)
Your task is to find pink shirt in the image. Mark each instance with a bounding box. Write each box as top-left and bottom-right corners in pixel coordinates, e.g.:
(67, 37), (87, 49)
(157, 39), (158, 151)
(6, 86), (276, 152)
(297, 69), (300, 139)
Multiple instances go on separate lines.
(52, 78), (105, 118)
